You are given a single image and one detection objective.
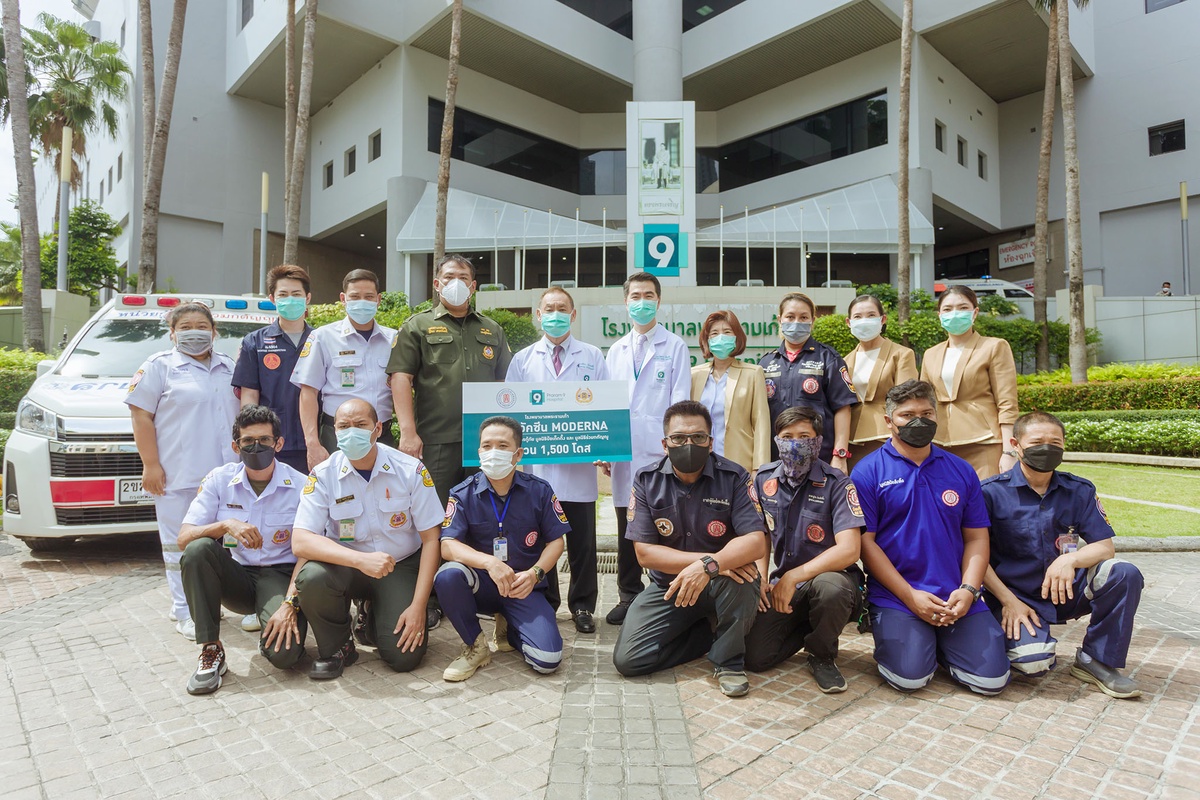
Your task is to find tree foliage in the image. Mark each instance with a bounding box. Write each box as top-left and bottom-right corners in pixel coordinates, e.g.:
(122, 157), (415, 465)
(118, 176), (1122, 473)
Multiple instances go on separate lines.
(37, 200), (123, 298)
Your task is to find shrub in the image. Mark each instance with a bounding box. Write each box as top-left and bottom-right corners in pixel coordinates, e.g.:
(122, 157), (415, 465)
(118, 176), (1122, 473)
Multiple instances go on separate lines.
(1065, 418), (1200, 458)
(1056, 409), (1200, 424)
(306, 291), (412, 330)
(0, 370), (37, 413)
(1018, 362), (1200, 386)
(0, 428), (8, 453)
(1018, 378), (1200, 411)
(0, 348), (49, 370)
(978, 294), (1021, 317)
(812, 314), (857, 356)
(482, 307), (539, 351)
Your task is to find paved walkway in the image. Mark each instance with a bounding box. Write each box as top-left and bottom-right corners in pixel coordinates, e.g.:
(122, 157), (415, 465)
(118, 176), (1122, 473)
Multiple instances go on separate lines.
(1, 532), (1198, 799)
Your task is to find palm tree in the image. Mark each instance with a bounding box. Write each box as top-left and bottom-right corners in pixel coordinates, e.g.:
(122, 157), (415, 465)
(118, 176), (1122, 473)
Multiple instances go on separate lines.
(283, 0), (296, 222)
(282, 0), (317, 266)
(895, 0), (913, 324)
(138, 0), (153, 188)
(434, 0), (464, 266)
(1, 0), (44, 351)
(137, 0), (188, 293)
(1032, 2), (1059, 372)
(1056, 0), (1088, 383)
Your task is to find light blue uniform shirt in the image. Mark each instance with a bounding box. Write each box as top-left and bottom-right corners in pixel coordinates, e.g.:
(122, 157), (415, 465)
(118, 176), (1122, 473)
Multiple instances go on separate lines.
(700, 370), (729, 457)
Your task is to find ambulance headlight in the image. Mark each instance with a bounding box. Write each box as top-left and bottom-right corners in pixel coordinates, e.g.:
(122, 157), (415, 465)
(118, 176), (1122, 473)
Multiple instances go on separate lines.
(15, 398), (59, 439)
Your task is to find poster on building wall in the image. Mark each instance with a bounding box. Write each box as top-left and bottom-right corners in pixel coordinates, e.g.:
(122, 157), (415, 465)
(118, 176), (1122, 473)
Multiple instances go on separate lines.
(638, 119), (684, 215)
(998, 236), (1036, 268)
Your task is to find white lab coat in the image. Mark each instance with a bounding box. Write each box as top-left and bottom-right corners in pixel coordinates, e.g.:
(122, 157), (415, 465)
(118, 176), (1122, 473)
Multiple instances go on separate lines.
(605, 323), (691, 506)
(506, 335), (610, 502)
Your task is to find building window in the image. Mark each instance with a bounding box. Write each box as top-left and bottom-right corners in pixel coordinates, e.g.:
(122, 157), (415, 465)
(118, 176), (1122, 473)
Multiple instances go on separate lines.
(117, 153), (123, 182)
(1149, 120), (1185, 156)
(240, 0), (254, 30)
(369, 130), (382, 162)
(957, 136), (967, 167)
(107, 168), (113, 193)
(977, 151), (988, 180)
(344, 146), (357, 176)
(120, 21), (125, 48)
(98, 181), (104, 203)
(935, 121), (946, 153)
(323, 161), (334, 189)
(1146, 0), (1187, 12)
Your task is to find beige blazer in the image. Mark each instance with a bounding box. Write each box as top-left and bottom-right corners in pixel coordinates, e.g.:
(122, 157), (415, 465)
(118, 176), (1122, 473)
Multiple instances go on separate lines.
(845, 338), (918, 444)
(919, 331), (1019, 447)
(690, 359), (771, 473)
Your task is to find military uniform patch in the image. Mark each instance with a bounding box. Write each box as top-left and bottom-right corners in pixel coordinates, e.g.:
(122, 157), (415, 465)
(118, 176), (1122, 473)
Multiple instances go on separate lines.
(302, 474), (318, 495)
(846, 485), (862, 517)
(420, 466), (434, 487)
(552, 495), (568, 523)
(840, 366), (856, 393)
(654, 518), (674, 537)
(442, 498), (457, 528)
(483, 345), (495, 360)
(299, 340), (313, 358)
(128, 369), (144, 393)
(390, 512), (407, 528)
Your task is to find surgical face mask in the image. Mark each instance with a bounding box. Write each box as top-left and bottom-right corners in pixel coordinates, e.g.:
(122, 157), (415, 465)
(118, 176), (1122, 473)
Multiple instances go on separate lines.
(627, 299), (658, 326)
(775, 436), (823, 483)
(440, 278), (471, 307)
(539, 311), (572, 339)
(849, 317), (883, 342)
(895, 417), (938, 448)
(478, 448), (516, 480)
(939, 310), (975, 336)
(1019, 443), (1065, 473)
(336, 427), (375, 460)
(275, 296), (307, 321)
(666, 443), (709, 474)
(708, 334), (737, 360)
(781, 321), (812, 344)
(345, 300), (378, 326)
(239, 443), (275, 471)
(175, 329), (213, 357)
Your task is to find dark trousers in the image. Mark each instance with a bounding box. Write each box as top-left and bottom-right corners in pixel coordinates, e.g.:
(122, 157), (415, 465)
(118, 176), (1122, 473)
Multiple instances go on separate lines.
(871, 607), (1011, 695)
(295, 551), (427, 672)
(318, 413), (397, 454)
(612, 575), (760, 675)
(421, 441), (470, 507)
(744, 570), (857, 671)
(544, 500), (598, 614)
(614, 507), (645, 604)
(180, 538), (307, 669)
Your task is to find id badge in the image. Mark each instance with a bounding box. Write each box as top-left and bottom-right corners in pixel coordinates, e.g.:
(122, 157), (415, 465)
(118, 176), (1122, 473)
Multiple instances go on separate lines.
(222, 533), (238, 549)
(493, 537), (508, 562)
(339, 519), (356, 542)
(340, 366), (356, 388)
(1056, 532), (1079, 554)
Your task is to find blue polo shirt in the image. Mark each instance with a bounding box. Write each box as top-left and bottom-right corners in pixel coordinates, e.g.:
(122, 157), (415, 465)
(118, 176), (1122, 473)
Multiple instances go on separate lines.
(232, 320), (313, 457)
(853, 440), (990, 616)
(441, 470), (570, 576)
(981, 464), (1115, 624)
(759, 339), (858, 463)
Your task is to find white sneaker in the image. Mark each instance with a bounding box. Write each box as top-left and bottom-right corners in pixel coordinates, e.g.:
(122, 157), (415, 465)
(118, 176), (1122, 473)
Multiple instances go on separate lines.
(240, 613), (261, 632)
(175, 618), (196, 641)
(168, 609), (179, 622)
(443, 632), (492, 682)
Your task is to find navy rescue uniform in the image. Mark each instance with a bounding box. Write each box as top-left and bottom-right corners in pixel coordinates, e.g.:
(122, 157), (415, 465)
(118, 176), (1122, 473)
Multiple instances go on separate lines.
(744, 459), (865, 672)
(232, 319), (314, 473)
(982, 464), (1143, 674)
(436, 471), (570, 673)
(612, 454), (765, 676)
(758, 339), (858, 463)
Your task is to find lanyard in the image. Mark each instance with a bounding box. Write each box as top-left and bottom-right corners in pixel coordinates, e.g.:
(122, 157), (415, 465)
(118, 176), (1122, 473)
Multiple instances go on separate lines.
(489, 491), (513, 537)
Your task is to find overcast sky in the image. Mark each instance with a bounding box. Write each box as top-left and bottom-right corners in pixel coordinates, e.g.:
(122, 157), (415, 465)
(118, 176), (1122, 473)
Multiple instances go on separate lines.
(0, 0), (83, 225)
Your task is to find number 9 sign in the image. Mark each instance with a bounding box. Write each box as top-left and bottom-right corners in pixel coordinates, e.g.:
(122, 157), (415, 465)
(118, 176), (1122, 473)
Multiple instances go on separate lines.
(635, 224), (688, 277)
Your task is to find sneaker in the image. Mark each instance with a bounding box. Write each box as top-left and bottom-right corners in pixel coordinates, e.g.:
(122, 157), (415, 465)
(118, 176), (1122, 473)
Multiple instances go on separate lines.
(572, 609), (596, 634)
(426, 606), (443, 631)
(186, 643), (227, 695)
(1069, 648), (1141, 699)
(492, 613), (515, 652)
(240, 613), (261, 632)
(808, 655), (848, 693)
(605, 601), (631, 625)
(444, 632), (492, 682)
(715, 667), (750, 697)
(309, 639), (359, 681)
(175, 618), (196, 641)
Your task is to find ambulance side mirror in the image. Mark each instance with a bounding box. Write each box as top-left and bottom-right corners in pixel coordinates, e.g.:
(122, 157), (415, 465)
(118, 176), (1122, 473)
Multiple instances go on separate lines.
(36, 360), (57, 378)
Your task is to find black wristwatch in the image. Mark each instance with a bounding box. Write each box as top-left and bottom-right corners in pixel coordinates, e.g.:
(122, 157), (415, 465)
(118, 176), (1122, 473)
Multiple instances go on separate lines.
(284, 593), (301, 611)
(701, 556), (720, 577)
(959, 583), (982, 602)
(530, 565), (546, 582)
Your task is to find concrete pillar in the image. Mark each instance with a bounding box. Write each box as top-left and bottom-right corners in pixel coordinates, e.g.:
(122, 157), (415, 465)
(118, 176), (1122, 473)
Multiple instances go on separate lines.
(632, 0), (682, 101)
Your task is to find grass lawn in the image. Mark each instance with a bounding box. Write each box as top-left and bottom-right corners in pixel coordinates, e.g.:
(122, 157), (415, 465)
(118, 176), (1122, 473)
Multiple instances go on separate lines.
(1062, 462), (1200, 537)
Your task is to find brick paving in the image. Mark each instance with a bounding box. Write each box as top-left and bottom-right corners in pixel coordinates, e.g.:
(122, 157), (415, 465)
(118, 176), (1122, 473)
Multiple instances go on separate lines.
(1, 531), (1198, 799)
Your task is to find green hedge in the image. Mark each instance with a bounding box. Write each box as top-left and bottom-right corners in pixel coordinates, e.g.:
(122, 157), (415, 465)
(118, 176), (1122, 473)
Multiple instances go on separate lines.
(1055, 409), (1200, 424)
(1018, 378), (1200, 412)
(1017, 362), (1200, 386)
(1065, 418), (1200, 458)
(0, 428), (8, 453)
(0, 369), (36, 414)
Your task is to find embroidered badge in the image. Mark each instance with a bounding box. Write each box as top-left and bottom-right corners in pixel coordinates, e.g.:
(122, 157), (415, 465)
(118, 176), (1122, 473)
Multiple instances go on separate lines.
(802, 377), (819, 394)
(128, 369), (145, 393)
(420, 466), (434, 487)
(654, 518), (675, 537)
(483, 346), (495, 360)
(442, 498), (457, 528)
(302, 474), (318, 495)
(272, 528), (291, 544)
(942, 489), (960, 507)
(299, 340), (312, 358)
(524, 531), (538, 547)
(763, 478), (778, 497)
(806, 523), (825, 543)
(389, 512), (407, 528)
(847, 485), (862, 517)
(263, 353), (281, 370)
(707, 520), (727, 537)
(840, 366), (856, 393)
(765, 379), (776, 398)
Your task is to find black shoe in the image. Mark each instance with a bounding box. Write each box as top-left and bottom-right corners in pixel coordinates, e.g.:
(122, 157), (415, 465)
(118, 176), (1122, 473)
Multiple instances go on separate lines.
(808, 655), (847, 694)
(353, 600), (377, 648)
(605, 601), (631, 625)
(310, 639), (359, 681)
(572, 609), (596, 633)
(1069, 648), (1141, 699)
(426, 606), (443, 631)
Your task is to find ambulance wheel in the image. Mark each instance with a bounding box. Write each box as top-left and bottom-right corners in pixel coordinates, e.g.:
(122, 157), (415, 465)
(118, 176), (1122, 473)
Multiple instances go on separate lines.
(21, 536), (77, 553)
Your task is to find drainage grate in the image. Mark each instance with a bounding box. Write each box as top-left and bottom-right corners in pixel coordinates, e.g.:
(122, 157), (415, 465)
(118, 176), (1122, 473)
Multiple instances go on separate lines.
(558, 552), (621, 575)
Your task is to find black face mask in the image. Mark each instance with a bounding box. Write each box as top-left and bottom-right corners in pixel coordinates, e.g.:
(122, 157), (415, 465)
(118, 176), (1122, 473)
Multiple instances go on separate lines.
(1020, 444), (1064, 473)
(667, 443), (709, 474)
(896, 417), (937, 448)
(239, 443), (275, 471)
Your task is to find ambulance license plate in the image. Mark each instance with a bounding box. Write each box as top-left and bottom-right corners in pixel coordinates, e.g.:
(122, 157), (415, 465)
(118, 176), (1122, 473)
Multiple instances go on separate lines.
(117, 478), (154, 505)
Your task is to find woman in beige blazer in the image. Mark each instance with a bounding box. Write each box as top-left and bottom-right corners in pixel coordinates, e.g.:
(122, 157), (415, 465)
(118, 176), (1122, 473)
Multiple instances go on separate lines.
(919, 285), (1020, 479)
(843, 295), (918, 471)
(690, 310), (771, 474)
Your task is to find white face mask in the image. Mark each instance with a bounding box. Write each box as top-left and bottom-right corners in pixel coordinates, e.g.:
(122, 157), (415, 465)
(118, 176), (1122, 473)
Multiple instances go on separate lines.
(440, 278), (471, 307)
(849, 317), (884, 342)
(478, 448), (516, 480)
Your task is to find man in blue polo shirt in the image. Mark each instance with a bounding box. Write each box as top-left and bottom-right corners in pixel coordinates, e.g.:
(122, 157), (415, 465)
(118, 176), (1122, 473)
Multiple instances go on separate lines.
(982, 411), (1143, 698)
(854, 379), (1010, 696)
(434, 416), (569, 681)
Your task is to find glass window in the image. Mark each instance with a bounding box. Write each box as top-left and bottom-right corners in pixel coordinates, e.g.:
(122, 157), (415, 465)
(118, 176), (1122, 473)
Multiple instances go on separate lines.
(682, 1), (751, 31)
(323, 161), (334, 189)
(120, 21), (125, 48)
(977, 151), (987, 180)
(117, 153), (123, 182)
(345, 146), (356, 176)
(580, 150), (626, 195)
(57, 316), (260, 378)
(957, 136), (967, 167)
(107, 168), (113, 193)
(369, 130), (382, 162)
(553, 0), (633, 37)
(240, 0), (254, 30)
(1149, 120), (1185, 156)
(935, 121), (946, 153)
(1146, 0), (1187, 12)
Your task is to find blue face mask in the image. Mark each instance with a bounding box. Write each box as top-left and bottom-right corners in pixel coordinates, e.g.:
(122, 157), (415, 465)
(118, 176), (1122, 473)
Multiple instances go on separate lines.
(940, 310), (975, 336)
(540, 311), (572, 338)
(336, 427), (375, 460)
(628, 299), (658, 326)
(275, 296), (307, 321)
(708, 334), (737, 360)
(345, 300), (378, 326)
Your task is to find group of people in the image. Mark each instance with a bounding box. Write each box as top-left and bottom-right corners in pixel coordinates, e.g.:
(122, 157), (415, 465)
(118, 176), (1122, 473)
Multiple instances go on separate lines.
(125, 258), (1143, 703)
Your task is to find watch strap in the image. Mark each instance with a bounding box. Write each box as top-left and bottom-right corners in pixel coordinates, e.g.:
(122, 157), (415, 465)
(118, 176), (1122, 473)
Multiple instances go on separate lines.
(531, 565), (546, 581)
(959, 583), (982, 601)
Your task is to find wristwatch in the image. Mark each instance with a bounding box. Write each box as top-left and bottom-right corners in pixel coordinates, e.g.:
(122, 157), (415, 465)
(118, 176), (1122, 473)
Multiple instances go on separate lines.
(530, 565), (546, 582)
(959, 583), (983, 602)
(700, 556), (720, 577)
(284, 593), (301, 611)
(832, 447), (850, 459)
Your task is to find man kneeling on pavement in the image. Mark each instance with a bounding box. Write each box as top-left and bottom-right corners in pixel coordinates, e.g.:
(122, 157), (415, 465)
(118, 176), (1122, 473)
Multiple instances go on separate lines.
(178, 405), (308, 695)
(745, 406), (865, 693)
(291, 398), (444, 679)
(613, 400), (767, 697)
(982, 410), (1144, 698)
(434, 416), (568, 681)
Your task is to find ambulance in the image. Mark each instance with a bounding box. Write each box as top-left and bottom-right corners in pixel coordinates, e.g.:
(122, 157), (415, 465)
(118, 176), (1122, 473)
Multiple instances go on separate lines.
(2, 294), (277, 551)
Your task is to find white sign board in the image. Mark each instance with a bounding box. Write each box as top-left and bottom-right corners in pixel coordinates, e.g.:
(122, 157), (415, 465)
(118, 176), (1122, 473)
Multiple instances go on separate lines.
(998, 237), (1036, 269)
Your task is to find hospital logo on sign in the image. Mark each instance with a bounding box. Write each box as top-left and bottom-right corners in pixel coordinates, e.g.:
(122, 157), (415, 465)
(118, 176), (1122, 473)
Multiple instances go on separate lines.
(530, 390), (545, 406)
(496, 388), (517, 409)
(575, 388), (594, 404)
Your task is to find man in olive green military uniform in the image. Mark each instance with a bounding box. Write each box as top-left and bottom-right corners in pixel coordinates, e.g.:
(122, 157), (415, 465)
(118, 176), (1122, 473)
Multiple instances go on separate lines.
(388, 254), (512, 505)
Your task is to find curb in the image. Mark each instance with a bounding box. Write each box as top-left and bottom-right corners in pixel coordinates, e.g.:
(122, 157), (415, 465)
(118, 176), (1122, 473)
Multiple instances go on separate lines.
(1065, 452), (1200, 469)
(1114, 536), (1200, 552)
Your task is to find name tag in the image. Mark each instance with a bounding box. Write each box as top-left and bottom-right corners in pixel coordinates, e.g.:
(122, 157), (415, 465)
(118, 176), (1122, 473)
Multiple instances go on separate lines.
(335, 495), (356, 504)
(226, 503), (244, 509)
(493, 537), (508, 562)
(340, 366), (356, 388)
(339, 519), (356, 542)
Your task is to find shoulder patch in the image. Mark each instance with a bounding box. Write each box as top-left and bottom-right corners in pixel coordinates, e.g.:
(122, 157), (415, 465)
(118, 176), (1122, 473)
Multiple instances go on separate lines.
(419, 465), (434, 487)
(1097, 497), (1110, 525)
(443, 497), (458, 529)
(840, 366), (856, 393)
(302, 474), (318, 495)
(128, 368), (145, 393)
(299, 339), (313, 358)
(846, 484), (862, 517)
(552, 495), (568, 523)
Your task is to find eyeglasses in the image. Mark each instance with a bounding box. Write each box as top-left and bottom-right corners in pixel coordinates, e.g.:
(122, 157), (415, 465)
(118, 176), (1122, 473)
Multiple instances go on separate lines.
(237, 436), (276, 448)
(665, 433), (712, 447)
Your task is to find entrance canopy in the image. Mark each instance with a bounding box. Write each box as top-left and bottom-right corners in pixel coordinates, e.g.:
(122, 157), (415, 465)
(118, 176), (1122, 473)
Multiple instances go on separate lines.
(695, 177), (934, 254)
(395, 184), (623, 254)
